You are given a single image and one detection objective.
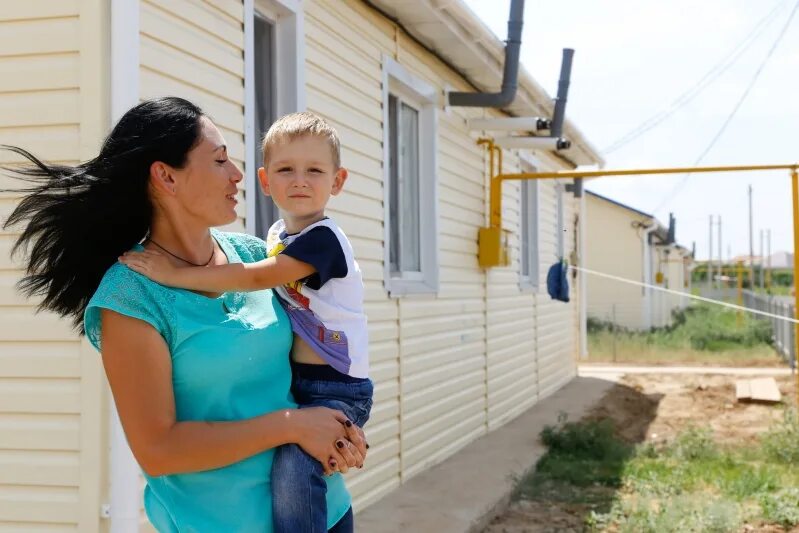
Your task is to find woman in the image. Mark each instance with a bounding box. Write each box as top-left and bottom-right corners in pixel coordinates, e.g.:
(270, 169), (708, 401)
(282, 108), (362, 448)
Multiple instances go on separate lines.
(3, 97), (365, 532)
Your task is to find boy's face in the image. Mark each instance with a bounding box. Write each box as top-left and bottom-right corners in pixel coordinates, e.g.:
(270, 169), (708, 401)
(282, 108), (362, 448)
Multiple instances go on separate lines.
(258, 134), (347, 221)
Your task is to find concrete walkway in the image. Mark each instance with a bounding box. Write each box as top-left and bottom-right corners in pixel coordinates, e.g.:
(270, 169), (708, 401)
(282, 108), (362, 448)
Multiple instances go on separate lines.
(579, 364), (793, 383)
(356, 376), (616, 533)
(356, 365), (795, 532)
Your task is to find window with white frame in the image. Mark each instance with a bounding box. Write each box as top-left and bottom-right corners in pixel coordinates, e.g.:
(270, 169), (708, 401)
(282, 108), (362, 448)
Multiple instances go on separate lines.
(519, 166), (540, 289)
(252, 12), (278, 236)
(245, 0), (305, 238)
(383, 56), (438, 296)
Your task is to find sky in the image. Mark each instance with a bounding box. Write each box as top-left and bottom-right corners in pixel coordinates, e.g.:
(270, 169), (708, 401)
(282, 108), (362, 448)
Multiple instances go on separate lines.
(462, 0), (799, 261)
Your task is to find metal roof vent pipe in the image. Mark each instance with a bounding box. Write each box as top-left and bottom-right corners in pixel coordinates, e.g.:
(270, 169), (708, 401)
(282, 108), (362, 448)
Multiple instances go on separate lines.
(667, 213), (676, 244)
(447, 0), (525, 108)
(551, 48), (582, 198)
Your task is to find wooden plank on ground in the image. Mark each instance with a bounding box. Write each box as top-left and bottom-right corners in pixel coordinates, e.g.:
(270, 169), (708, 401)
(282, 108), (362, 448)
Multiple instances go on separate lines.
(735, 380), (751, 402)
(735, 377), (781, 403)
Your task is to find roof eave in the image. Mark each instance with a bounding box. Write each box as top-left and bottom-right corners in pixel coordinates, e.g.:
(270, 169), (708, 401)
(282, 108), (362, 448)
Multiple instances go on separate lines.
(365, 0), (604, 168)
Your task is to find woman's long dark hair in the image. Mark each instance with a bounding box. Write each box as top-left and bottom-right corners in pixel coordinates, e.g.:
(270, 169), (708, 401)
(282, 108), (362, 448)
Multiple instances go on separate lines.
(2, 96), (204, 331)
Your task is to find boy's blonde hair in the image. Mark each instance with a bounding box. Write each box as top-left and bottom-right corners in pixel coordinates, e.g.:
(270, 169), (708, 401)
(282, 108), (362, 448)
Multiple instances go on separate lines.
(262, 111), (341, 168)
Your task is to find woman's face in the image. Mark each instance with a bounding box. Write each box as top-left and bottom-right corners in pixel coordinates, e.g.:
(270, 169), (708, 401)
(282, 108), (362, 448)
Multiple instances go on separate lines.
(168, 116), (243, 228)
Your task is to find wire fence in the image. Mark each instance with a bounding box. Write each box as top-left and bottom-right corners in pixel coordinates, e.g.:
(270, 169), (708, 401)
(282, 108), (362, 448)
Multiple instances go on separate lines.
(743, 290), (796, 368)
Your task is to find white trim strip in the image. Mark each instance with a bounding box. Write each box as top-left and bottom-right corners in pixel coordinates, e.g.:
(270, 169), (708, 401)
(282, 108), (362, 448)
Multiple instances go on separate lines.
(110, 3), (142, 531)
(111, 0), (139, 121)
(244, 0), (256, 235)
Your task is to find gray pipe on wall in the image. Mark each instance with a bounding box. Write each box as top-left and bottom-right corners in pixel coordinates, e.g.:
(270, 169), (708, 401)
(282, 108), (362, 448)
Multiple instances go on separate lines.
(448, 0), (525, 108)
(550, 48), (582, 197)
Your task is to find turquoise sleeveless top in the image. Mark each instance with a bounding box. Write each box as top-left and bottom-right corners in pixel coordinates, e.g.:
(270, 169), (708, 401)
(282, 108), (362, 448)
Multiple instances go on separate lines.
(84, 230), (351, 532)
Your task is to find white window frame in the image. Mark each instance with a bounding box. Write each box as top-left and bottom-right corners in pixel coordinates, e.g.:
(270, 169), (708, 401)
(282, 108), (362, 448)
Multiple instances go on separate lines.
(518, 156), (540, 290)
(244, 0), (305, 236)
(382, 55), (439, 296)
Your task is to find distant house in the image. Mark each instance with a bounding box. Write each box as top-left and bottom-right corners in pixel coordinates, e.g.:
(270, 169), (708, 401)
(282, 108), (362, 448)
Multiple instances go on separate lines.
(585, 191), (692, 330)
(729, 252), (793, 270)
(0, 0), (603, 531)
(767, 252), (794, 269)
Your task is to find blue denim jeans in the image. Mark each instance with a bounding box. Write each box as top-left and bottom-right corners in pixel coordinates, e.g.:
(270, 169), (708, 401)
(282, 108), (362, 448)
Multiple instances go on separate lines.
(272, 365), (373, 533)
(327, 507), (353, 533)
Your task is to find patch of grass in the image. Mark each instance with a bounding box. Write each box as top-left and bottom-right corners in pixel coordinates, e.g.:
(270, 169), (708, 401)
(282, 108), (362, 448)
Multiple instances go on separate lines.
(753, 285), (793, 296)
(518, 418), (799, 532)
(759, 488), (799, 528)
(588, 495), (742, 533)
(761, 409), (799, 464)
(666, 426), (718, 461)
(588, 304), (781, 365)
(516, 417), (633, 506)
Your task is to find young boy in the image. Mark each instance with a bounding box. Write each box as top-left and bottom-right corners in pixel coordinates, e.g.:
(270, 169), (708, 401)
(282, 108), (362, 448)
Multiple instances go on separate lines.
(120, 112), (372, 533)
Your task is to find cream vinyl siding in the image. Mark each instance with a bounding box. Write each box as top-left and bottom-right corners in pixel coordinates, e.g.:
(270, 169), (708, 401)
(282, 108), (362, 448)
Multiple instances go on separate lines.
(0, 1), (107, 532)
(306, 0), (584, 511)
(305, 0), (401, 509)
(487, 162), (578, 429)
(1, 0), (592, 526)
(485, 152), (531, 431)
(138, 0), (247, 232)
(534, 172), (578, 399)
(585, 195), (648, 330)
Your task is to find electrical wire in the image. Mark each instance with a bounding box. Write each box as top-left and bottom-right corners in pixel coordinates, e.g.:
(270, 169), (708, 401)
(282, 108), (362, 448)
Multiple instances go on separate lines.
(601, 0), (788, 155)
(571, 265), (799, 324)
(650, 0), (799, 215)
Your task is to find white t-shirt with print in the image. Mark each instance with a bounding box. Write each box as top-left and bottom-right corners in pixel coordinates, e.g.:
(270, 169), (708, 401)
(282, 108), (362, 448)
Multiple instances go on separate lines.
(265, 218), (369, 378)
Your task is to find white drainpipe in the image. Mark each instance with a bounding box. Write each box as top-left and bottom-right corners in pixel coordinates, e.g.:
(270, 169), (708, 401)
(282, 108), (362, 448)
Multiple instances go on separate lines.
(642, 224), (658, 330)
(579, 192), (588, 359)
(110, 1), (141, 531)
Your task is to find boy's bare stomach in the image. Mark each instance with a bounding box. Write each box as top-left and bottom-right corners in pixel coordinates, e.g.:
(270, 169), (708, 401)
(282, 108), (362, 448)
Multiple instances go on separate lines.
(290, 335), (328, 365)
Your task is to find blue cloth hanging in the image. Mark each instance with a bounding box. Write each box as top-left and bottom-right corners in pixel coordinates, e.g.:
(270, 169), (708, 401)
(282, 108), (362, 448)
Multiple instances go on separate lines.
(546, 259), (570, 303)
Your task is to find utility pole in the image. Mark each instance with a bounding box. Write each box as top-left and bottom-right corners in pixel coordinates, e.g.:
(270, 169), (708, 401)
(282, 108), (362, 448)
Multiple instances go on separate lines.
(709, 215), (714, 288)
(760, 229), (765, 289)
(766, 228), (772, 290)
(718, 214), (722, 285)
(749, 184), (755, 289)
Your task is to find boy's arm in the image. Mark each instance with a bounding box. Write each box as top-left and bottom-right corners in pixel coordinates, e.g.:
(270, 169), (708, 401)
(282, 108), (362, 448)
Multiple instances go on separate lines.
(120, 250), (316, 292)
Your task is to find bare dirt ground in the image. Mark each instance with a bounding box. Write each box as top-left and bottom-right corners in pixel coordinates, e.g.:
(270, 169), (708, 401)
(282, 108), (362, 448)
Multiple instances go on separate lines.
(485, 372), (799, 533)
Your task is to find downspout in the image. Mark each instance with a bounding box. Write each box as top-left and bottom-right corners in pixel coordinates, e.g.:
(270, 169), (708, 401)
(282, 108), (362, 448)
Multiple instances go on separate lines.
(447, 0), (524, 107)
(110, 1), (141, 532)
(579, 192), (588, 358)
(642, 223), (658, 330)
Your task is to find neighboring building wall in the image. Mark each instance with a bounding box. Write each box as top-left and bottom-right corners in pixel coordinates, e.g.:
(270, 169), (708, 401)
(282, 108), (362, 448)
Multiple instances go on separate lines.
(0, 1), (108, 531)
(585, 195), (647, 329)
(665, 247), (688, 311)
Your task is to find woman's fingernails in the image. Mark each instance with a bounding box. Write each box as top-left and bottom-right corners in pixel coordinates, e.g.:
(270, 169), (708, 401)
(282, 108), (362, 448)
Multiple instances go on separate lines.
(336, 440), (345, 449)
(345, 420), (353, 428)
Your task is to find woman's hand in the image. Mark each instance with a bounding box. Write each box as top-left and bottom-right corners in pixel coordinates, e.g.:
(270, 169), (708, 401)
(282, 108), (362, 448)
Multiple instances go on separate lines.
(290, 407), (368, 475)
(119, 250), (181, 286)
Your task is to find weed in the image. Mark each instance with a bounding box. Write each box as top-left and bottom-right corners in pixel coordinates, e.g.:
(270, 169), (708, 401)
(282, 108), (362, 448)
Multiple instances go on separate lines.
(761, 409), (799, 464)
(666, 426), (718, 461)
(759, 488), (799, 527)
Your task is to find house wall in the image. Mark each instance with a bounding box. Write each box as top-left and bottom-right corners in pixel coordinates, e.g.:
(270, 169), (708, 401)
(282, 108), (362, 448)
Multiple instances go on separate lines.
(139, 0), (247, 232)
(585, 195), (647, 330)
(0, 0), (588, 528)
(0, 1), (109, 531)
(304, 0), (582, 508)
